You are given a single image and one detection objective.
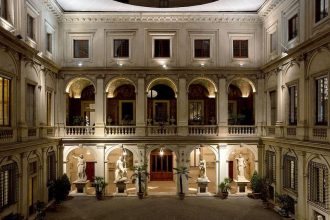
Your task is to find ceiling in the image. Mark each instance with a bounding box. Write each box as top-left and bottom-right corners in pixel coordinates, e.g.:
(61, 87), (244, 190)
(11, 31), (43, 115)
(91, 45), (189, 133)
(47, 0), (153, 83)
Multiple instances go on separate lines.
(55, 0), (266, 12)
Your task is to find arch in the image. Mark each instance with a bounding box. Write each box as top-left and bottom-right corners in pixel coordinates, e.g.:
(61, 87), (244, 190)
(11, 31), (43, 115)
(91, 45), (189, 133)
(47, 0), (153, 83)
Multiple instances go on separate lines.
(0, 49), (18, 76)
(105, 144), (139, 162)
(188, 77), (218, 98)
(307, 47), (330, 76)
(186, 144), (219, 161)
(0, 155), (21, 173)
(27, 150), (42, 165)
(305, 154), (330, 174)
(146, 77), (178, 95)
(227, 77), (256, 97)
(63, 145), (97, 163)
(25, 62), (41, 85)
(283, 61), (300, 84)
(105, 77), (136, 98)
(65, 77), (96, 98)
(145, 145), (179, 159)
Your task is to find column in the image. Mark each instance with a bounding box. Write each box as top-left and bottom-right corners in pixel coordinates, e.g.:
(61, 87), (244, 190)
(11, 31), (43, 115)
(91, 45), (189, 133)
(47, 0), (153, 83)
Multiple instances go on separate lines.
(20, 152), (28, 217)
(218, 144), (228, 183)
(95, 76), (105, 136)
(136, 144), (146, 195)
(177, 77), (188, 136)
(95, 144), (105, 177)
(296, 151), (307, 220)
(57, 144), (64, 177)
(276, 68), (284, 137)
(136, 77), (146, 136)
(255, 76), (265, 136)
(218, 76), (228, 136)
(17, 58), (27, 141)
(42, 148), (48, 203)
(176, 146), (189, 194)
(297, 56), (308, 140)
(56, 75), (66, 137)
(216, 145), (221, 194)
(257, 140), (265, 176)
(275, 146), (282, 194)
(39, 69), (47, 138)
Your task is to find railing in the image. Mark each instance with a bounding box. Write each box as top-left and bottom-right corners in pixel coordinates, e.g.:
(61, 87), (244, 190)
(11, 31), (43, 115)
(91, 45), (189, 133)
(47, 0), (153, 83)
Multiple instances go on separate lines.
(188, 125), (218, 135)
(147, 125), (177, 136)
(0, 127), (13, 141)
(312, 126), (327, 141)
(28, 127), (37, 137)
(267, 126), (276, 136)
(228, 126), (256, 135)
(65, 126), (95, 136)
(105, 126), (136, 136)
(286, 126), (297, 137)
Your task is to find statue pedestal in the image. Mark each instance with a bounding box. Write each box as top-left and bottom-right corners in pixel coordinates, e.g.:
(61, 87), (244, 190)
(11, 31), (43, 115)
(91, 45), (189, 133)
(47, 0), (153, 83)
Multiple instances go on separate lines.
(113, 181), (128, 196)
(73, 180), (89, 194)
(196, 179), (210, 195)
(234, 179), (249, 193)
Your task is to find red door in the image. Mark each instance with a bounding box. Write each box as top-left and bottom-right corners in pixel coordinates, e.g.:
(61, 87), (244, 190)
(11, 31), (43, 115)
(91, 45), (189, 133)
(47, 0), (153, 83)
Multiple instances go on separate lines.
(150, 149), (173, 181)
(228, 161), (233, 180)
(86, 162), (95, 182)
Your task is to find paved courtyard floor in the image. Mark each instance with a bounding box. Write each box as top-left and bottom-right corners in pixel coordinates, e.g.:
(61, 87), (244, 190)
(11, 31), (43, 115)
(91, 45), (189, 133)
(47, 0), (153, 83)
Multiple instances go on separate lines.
(45, 196), (281, 220)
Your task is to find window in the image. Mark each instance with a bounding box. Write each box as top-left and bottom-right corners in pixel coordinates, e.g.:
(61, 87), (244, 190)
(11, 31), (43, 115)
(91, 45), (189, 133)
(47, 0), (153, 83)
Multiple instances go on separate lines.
(316, 76), (328, 125)
(46, 91), (52, 126)
(73, 40), (89, 58)
(0, 76), (10, 126)
(0, 163), (18, 209)
(270, 90), (277, 125)
(27, 14), (34, 40)
(308, 161), (329, 209)
(47, 152), (56, 182)
(288, 15), (298, 41)
(189, 101), (203, 124)
(114, 39), (129, 58)
(265, 150), (276, 183)
(315, 0), (329, 23)
(288, 85), (298, 125)
(283, 155), (297, 191)
(26, 84), (35, 127)
(154, 39), (170, 58)
(46, 33), (52, 53)
(233, 40), (248, 58)
(270, 32), (277, 53)
(194, 39), (210, 58)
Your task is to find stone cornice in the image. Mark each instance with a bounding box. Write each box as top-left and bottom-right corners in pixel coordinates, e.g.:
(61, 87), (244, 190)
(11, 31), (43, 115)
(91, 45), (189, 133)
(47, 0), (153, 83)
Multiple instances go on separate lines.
(258, 0), (284, 18)
(60, 12), (262, 24)
(43, 0), (64, 20)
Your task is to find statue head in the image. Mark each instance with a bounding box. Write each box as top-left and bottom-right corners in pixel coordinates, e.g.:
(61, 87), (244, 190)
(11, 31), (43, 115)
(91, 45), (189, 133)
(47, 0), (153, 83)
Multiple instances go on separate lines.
(79, 154), (84, 159)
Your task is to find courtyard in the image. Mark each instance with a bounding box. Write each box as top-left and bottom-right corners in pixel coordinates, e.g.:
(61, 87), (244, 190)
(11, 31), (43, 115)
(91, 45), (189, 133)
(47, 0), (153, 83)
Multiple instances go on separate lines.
(45, 196), (281, 220)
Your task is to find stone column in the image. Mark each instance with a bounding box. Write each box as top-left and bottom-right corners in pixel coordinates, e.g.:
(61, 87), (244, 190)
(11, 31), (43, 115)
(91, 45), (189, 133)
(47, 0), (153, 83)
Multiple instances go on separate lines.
(95, 144), (105, 177)
(216, 145), (221, 194)
(297, 56), (308, 140)
(176, 146), (189, 194)
(255, 76), (265, 136)
(20, 152), (28, 217)
(42, 148), (48, 203)
(296, 151), (307, 220)
(177, 77), (188, 136)
(136, 77), (146, 136)
(17, 58), (27, 141)
(39, 69), (47, 138)
(218, 144), (228, 183)
(56, 75), (66, 137)
(275, 146), (282, 194)
(57, 143), (64, 177)
(276, 68), (284, 137)
(218, 76), (228, 136)
(95, 76), (105, 136)
(137, 144), (147, 195)
(257, 140), (265, 176)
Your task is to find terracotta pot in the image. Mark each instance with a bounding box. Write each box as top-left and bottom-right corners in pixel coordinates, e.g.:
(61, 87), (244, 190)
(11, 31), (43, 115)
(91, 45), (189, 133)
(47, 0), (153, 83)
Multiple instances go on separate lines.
(219, 192), (228, 199)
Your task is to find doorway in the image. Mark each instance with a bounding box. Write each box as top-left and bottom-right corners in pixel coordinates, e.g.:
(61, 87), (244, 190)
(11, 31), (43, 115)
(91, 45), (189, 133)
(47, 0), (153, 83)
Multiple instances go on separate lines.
(150, 149), (173, 181)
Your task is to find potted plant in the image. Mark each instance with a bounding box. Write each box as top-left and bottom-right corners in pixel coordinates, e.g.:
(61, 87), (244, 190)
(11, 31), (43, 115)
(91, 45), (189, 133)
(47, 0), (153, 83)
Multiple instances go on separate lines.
(250, 171), (262, 199)
(275, 194), (294, 217)
(173, 166), (190, 200)
(131, 164), (149, 199)
(94, 176), (108, 200)
(218, 178), (231, 199)
(53, 174), (71, 204)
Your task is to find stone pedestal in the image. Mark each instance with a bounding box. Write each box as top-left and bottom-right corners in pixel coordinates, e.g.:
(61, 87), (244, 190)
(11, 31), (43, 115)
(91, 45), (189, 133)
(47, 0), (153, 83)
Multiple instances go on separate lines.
(73, 180), (89, 193)
(113, 181), (128, 196)
(234, 179), (249, 193)
(196, 179), (210, 195)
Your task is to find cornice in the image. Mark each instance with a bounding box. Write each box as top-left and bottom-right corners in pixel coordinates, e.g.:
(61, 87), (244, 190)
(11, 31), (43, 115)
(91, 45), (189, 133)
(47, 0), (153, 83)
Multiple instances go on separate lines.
(43, 0), (64, 20)
(60, 13), (262, 24)
(258, 0), (284, 18)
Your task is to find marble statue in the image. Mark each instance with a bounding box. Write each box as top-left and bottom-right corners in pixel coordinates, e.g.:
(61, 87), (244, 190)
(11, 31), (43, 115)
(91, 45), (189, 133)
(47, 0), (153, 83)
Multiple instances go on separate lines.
(235, 154), (247, 181)
(73, 154), (87, 182)
(114, 156), (127, 183)
(197, 159), (209, 182)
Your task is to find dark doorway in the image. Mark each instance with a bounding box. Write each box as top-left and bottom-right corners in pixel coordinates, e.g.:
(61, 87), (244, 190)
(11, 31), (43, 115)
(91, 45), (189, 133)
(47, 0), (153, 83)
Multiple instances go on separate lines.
(228, 161), (234, 180)
(86, 162), (95, 182)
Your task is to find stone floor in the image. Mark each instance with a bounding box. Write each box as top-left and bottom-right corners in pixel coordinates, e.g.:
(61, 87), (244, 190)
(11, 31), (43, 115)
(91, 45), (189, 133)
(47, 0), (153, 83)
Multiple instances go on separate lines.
(45, 196), (281, 220)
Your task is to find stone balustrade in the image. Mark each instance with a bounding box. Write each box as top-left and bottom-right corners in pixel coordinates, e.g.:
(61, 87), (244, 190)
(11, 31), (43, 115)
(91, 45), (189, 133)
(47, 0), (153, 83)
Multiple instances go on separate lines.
(105, 126), (136, 136)
(228, 126), (256, 135)
(188, 125), (218, 136)
(147, 125), (177, 136)
(65, 126), (95, 136)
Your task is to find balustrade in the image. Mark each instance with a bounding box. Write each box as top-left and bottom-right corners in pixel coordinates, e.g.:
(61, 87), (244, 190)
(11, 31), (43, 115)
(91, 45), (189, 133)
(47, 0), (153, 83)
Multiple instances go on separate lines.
(65, 126), (95, 136)
(105, 126), (136, 136)
(228, 126), (256, 135)
(188, 125), (218, 135)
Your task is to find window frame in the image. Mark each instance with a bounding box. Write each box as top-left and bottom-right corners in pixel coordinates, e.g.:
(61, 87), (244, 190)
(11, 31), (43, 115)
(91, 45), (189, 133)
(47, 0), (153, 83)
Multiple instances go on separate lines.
(315, 0), (329, 23)
(288, 84), (298, 125)
(315, 76), (328, 126)
(73, 39), (89, 59)
(288, 14), (299, 41)
(265, 150), (276, 183)
(25, 83), (36, 127)
(283, 155), (298, 192)
(66, 32), (95, 63)
(153, 38), (171, 58)
(0, 162), (18, 209)
(194, 39), (210, 59)
(188, 100), (204, 124)
(0, 75), (11, 127)
(113, 39), (130, 58)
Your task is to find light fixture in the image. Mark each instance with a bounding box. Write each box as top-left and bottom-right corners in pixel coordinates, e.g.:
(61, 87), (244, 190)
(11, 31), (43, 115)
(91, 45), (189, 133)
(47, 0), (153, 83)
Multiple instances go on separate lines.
(159, 148), (164, 157)
(147, 90), (158, 98)
(162, 64), (167, 69)
(239, 63), (243, 67)
(196, 147), (201, 155)
(122, 148), (127, 156)
(86, 150), (91, 155)
(119, 63), (123, 67)
(78, 62), (83, 67)
(201, 63), (205, 67)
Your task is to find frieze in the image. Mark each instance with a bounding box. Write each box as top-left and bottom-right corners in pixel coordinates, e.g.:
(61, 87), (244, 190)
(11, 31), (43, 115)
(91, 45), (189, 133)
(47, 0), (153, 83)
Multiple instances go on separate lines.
(61, 14), (262, 24)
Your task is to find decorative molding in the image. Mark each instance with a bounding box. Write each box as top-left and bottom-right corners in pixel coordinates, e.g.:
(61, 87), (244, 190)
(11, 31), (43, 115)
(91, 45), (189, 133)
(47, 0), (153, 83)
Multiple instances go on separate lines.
(43, 0), (63, 20)
(258, 0), (285, 18)
(60, 13), (262, 24)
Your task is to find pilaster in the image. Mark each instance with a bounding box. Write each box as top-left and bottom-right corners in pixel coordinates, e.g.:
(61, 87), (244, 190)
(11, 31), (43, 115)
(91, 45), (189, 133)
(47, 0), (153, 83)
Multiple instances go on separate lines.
(136, 77), (146, 136)
(95, 76), (105, 136)
(296, 151), (307, 220)
(177, 77), (188, 136)
(218, 76), (228, 136)
(275, 146), (282, 194)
